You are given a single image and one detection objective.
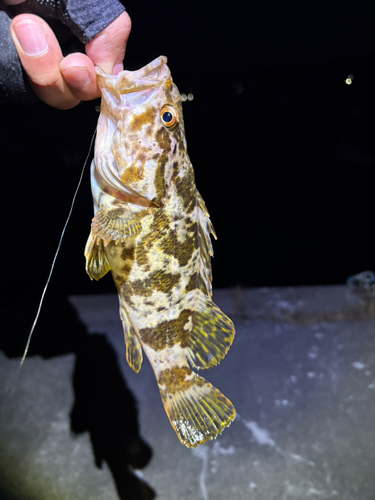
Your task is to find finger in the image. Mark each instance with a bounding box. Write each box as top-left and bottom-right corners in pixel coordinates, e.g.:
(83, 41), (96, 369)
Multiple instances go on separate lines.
(60, 53), (101, 101)
(85, 11), (131, 75)
(10, 14), (80, 109)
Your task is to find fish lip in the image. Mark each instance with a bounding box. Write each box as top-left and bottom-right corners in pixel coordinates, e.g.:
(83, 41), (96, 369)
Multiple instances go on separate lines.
(96, 56), (172, 95)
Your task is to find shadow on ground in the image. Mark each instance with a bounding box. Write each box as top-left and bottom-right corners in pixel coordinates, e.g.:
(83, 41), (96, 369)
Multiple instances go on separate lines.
(0, 294), (155, 500)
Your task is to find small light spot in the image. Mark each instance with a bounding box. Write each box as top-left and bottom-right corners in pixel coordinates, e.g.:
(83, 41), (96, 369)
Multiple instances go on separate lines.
(233, 83), (245, 94)
(345, 74), (354, 85)
(308, 346), (319, 359)
(187, 93), (194, 101)
(352, 361), (365, 370)
(95, 105), (100, 112)
(181, 93), (187, 102)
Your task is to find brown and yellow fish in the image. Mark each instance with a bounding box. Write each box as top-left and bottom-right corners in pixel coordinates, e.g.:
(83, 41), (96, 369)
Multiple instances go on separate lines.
(85, 56), (235, 447)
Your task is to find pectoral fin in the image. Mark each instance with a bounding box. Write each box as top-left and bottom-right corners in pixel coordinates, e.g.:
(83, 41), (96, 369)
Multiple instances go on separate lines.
(185, 291), (235, 370)
(120, 305), (143, 373)
(91, 204), (141, 246)
(84, 231), (111, 281)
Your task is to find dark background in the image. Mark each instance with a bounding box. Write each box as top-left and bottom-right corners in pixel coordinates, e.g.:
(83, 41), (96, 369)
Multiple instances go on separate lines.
(2, 0), (375, 327)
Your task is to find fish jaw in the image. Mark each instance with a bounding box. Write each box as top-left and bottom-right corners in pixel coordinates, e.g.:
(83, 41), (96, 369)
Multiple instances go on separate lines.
(96, 56), (171, 96)
(94, 55), (173, 165)
(93, 56), (187, 208)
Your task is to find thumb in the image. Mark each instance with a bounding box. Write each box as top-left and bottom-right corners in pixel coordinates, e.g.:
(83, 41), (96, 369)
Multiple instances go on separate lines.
(10, 13), (80, 109)
(85, 11), (131, 75)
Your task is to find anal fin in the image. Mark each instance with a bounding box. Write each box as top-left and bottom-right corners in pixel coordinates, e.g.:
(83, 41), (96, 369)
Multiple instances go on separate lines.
(185, 291), (235, 370)
(158, 366), (236, 448)
(120, 305), (143, 373)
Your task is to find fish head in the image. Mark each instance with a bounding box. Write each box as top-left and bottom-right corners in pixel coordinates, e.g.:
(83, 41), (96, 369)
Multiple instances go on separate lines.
(95, 56), (188, 207)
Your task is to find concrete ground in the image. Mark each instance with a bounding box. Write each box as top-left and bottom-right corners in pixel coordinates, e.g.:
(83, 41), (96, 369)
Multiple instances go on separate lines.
(1, 284), (375, 500)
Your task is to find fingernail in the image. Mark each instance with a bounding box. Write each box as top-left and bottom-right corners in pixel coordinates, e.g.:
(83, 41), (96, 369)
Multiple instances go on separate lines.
(12, 21), (48, 56)
(61, 67), (91, 89)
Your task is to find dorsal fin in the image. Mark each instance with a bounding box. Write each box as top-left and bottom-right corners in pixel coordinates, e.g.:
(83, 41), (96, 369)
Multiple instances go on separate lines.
(185, 290), (235, 370)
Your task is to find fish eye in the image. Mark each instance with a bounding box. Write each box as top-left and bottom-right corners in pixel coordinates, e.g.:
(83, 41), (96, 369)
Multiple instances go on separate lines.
(160, 105), (178, 129)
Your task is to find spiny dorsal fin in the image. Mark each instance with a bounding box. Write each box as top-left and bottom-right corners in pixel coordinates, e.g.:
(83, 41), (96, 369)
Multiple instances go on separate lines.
(194, 190), (217, 296)
(196, 190), (217, 240)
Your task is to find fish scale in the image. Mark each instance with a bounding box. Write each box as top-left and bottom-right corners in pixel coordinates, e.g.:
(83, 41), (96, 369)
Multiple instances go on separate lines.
(85, 56), (236, 448)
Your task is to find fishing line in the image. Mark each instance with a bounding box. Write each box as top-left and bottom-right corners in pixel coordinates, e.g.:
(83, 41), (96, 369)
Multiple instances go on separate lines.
(12, 126), (97, 394)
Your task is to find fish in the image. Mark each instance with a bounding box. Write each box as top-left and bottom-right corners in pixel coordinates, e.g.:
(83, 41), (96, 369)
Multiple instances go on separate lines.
(84, 56), (236, 448)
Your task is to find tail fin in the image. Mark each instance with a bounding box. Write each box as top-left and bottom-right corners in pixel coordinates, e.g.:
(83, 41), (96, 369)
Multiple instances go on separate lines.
(157, 366), (236, 448)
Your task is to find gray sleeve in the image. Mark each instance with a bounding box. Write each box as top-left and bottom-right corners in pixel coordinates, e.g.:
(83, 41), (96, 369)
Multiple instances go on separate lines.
(0, 0), (126, 105)
(58, 0), (126, 44)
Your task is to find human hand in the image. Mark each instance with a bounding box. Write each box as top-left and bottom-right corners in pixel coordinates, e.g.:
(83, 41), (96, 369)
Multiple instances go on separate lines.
(9, 10), (131, 109)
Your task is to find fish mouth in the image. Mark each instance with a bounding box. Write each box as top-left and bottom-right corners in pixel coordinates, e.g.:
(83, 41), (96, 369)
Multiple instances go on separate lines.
(96, 56), (171, 95)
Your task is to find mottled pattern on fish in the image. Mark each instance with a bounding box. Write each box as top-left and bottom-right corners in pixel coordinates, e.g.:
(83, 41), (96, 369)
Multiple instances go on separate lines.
(85, 56), (235, 447)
